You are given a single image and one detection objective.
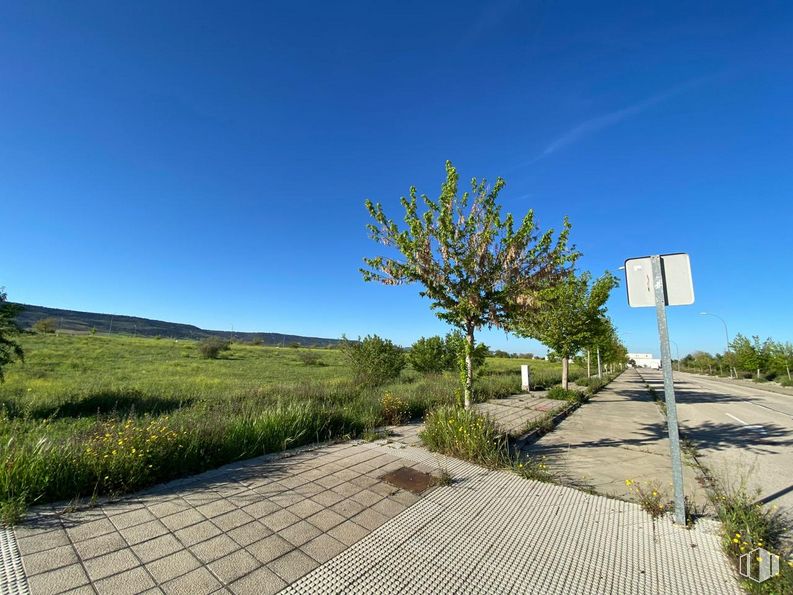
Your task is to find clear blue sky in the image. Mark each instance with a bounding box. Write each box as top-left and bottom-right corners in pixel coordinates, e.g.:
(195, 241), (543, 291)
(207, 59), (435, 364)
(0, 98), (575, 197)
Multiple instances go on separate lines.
(2, 1), (791, 356)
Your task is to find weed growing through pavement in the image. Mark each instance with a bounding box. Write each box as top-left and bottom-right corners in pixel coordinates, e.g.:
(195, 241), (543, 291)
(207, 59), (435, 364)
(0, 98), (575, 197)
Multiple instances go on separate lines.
(704, 471), (793, 594)
(420, 405), (553, 482)
(625, 479), (670, 518)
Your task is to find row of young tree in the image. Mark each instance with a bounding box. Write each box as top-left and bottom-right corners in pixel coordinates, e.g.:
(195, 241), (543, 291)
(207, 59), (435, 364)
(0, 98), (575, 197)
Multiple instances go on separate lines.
(682, 334), (793, 382)
(362, 161), (626, 407)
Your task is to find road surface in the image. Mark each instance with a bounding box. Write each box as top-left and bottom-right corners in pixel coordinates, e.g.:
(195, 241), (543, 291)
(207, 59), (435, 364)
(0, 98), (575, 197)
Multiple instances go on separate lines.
(641, 370), (793, 513)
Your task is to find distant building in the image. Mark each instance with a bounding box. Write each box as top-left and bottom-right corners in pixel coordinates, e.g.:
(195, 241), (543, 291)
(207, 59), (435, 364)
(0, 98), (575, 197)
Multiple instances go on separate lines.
(627, 352), (661, 369)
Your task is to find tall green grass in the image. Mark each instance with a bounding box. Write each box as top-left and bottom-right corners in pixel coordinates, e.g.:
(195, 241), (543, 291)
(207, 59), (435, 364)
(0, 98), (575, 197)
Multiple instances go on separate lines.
(0, 334), (574, 522)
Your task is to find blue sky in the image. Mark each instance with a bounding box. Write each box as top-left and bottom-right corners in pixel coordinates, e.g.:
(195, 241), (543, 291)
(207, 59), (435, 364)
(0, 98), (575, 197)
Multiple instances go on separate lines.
(2, 1), (791, 356)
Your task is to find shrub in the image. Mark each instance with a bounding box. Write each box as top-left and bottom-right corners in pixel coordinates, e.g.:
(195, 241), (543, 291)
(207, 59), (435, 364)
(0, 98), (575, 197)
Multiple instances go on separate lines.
(546, 386), (585, 402)
(198, 338), (231, 359)
(380, 391), (409, 425)
(407, 336), (452, 373)
(297, 350), (323, 366)
(420, 406), (508, 468)
(340, 335), (405, 387)
(779, 377), (793, 387)
(32, 317), (57, 334)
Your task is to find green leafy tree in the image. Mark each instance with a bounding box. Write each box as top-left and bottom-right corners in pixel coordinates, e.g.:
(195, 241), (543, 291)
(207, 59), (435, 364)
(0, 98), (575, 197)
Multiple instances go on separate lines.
(32, 317), (57, 334)
(730, 334), (768, 378)
(340, 335), (406, 387)
(509, 271), (618, 389)
(772, 341), (793, 380)
(361, 161), (575, 408)
(0, 290), (24, 381)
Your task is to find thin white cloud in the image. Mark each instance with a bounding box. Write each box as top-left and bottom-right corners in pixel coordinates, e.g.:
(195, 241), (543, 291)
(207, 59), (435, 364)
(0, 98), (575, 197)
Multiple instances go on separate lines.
(537, 76), (716, 159)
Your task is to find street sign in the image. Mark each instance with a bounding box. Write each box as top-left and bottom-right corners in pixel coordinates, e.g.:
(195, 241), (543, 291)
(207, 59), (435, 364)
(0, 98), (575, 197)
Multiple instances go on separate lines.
(623, 253), (694, 526)
(624, 253), (694, 308)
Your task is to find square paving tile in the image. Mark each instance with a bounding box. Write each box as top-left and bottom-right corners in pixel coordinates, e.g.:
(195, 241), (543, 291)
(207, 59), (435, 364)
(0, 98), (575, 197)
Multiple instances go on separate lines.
(212, 509), (255, 532)
(330, 498), (366, 519)
(147, 549), (202, 584)
(73, 531), (128, 560)
(120, 519), (169, 546)
(190, 534), (240, 563)
(306, 509), (346, 532)
(162, 566), (222, 595)
(300, 533), (346, 564)
(196, 499), (237, 519)
(326, 521), (369, 546)
(65, 517), (116, 543)
(310, 490), (345, 508)
(208, 549), (260, 584)
(161, 509), (204, 532)
(350, 508), (389, 531)
(174, 521), (222, 547)
(280, 520), (322, 547)
(240, 500), (280, 519)
(285, 498), (324, 519)
(26, 563), (89, 595)
(229, 565), (287, 595)
(227, 520), (272, 547)
(261, 509), (300, 532)
(267, 549), (318, 583)
(22, 544), (78, 576)
(84, 548), (140, 581)
(132, 533), (184, 564)
(94, 566), (155, 595)
(247, 534), (294, 565)
(16, 529), (70, 555)
(110, 508), (157, 530)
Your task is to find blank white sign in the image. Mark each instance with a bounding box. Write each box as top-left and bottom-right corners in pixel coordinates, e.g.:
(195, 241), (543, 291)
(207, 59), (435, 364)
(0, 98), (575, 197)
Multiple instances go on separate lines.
(624, 253), (694, 308)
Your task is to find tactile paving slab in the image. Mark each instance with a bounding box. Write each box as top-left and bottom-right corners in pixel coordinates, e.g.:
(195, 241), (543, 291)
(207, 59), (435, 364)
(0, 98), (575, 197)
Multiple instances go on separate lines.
(0, 527), (30, 595)
(281, 442), (741, 595)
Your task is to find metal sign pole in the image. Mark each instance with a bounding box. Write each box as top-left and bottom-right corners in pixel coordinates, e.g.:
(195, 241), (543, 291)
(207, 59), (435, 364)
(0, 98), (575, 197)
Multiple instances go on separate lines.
(650, 255), (686, 525)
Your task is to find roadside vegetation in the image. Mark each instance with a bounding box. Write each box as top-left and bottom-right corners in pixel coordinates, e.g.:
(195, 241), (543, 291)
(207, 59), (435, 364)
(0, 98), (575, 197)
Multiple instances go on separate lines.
(1, 162), (634, 523)
(0, 332), (586, 523)
(680, 335), (793, 387)
(705, 472), (793, 593)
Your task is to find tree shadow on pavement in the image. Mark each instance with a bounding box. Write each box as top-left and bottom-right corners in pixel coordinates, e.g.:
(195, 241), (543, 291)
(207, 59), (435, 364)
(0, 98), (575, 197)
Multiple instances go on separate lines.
(567, 420), (793, 455)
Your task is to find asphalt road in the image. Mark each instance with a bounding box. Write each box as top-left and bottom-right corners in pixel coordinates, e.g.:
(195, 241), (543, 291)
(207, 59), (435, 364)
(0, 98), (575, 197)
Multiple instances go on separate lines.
(641, 370), (793, 513)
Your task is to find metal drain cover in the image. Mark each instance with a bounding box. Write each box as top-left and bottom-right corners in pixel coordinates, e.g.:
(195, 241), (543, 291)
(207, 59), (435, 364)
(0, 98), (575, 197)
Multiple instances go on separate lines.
(381, 467), (436, 494)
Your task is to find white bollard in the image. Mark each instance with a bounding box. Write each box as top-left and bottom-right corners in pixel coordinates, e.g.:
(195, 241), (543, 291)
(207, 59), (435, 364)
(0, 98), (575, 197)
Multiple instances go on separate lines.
(521, 365), (531, 392)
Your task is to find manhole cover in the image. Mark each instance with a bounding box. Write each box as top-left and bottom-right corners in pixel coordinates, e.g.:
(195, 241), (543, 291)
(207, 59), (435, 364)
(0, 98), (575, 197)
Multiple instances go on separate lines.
(381, 467), (436, 494)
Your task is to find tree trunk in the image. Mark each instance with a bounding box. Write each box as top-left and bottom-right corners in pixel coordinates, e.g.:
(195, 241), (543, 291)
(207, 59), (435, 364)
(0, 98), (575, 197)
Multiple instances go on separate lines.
(587, 350), (591, 378)
(787, 365), (791, 380)
(464, 325), (474, 409)
(596, 347), (602, 379)
(757, 367), (761, 379)
(562, 356), (569, 390)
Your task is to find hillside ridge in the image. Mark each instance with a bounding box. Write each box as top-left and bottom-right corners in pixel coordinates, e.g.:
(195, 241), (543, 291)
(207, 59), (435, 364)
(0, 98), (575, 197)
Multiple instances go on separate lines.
(13, 303), (339, 347)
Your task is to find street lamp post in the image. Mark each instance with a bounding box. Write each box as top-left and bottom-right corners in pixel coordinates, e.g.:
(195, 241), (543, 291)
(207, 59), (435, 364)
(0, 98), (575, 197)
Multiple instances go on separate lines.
(699, 312), (732, 378)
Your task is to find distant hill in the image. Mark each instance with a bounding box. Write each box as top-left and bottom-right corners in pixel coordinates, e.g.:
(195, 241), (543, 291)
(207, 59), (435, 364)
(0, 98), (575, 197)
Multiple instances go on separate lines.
(13, 304), (340, 347)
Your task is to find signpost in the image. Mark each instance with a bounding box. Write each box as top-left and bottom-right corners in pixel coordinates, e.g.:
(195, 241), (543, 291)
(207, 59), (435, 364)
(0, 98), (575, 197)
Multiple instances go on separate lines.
(624, 253), (694, 526)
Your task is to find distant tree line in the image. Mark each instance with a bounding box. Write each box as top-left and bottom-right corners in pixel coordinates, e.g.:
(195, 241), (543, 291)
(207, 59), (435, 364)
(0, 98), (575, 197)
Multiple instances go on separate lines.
(681, 335), (793, 385)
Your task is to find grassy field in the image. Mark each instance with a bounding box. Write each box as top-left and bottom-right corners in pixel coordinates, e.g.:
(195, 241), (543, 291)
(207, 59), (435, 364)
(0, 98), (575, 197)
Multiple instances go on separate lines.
(0, 333), (581, 522)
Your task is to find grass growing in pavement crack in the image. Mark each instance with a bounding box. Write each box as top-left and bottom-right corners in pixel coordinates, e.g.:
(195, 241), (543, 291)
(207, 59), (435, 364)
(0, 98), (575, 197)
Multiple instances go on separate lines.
(419, 405), (553, 482)
(699, 469), (793, 594)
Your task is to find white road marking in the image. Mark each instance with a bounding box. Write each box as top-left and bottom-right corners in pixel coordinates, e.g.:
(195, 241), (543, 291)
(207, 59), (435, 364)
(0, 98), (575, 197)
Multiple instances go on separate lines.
(725, 412), (748, 425)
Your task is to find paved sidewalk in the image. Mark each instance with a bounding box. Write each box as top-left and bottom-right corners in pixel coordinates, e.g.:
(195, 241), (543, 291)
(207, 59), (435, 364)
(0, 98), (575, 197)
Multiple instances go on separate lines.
(6, 442), (435, 595)
(284, 440), (739, 594)
(526, 369), (708, 505)
(3, 425), (741, 594)
(474, 392), (565, 436)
